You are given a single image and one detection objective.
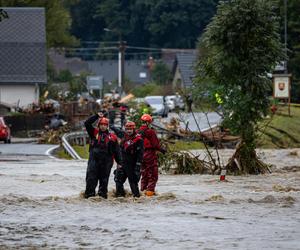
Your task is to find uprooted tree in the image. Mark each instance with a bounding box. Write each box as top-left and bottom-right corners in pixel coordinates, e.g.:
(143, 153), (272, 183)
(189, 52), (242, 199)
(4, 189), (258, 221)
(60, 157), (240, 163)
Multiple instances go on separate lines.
(195, 0), (284, 174)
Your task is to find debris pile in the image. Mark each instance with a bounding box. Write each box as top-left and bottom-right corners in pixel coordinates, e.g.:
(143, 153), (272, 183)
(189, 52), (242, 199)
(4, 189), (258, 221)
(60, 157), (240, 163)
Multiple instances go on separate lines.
(158, 141), (215, 175)
(38, 126), (71, 144)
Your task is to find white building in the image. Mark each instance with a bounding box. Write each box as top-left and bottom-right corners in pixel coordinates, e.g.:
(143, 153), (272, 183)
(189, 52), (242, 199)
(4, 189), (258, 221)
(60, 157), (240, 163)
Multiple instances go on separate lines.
(0, 7), (46, 108)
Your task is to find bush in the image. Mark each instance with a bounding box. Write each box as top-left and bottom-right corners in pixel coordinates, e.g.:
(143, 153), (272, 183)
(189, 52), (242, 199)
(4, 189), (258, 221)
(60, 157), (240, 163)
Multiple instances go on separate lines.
(131, 83), (164, 97)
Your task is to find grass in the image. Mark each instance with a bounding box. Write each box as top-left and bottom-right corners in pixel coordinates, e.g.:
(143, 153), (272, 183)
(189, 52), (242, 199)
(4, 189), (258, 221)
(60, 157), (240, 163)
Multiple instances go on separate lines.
(55, 145), (89, 159)
(168, 140), (205, 151)
(73, 145), (89, 158)
(257, 105), (300, 148)
(56, 148), (73, 160)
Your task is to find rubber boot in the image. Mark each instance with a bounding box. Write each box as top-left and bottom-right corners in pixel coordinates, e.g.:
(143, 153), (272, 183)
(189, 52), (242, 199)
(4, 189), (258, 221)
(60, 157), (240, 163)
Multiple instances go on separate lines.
(84, 192), (95, 199)
(145, 190), (155, 197)
(98, 192), (108, 199)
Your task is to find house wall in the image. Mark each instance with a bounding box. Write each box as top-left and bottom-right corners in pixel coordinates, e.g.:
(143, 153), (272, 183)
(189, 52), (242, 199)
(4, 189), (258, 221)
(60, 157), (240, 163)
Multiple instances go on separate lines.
(0, 84), (39, 108)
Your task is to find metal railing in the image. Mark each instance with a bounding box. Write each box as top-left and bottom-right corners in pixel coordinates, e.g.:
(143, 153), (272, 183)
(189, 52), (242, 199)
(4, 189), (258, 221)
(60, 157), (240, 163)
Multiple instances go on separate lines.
(61, 131), (88, 160)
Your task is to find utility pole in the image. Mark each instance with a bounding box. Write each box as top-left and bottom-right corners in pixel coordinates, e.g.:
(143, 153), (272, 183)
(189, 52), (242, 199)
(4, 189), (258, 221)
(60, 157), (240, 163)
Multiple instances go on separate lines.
(119, 41), (126, 96)
(104, 28), (126, 96)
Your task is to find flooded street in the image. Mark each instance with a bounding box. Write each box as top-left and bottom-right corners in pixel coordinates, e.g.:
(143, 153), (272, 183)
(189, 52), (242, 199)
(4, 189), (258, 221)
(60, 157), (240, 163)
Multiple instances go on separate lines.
(1, 150), (300, 249)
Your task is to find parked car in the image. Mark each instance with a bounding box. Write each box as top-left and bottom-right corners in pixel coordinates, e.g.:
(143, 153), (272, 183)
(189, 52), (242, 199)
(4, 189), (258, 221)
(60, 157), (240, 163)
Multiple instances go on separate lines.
(145, 96), (169, 117)
(0, 117), (11, 143)
(166, 95), (185, 110)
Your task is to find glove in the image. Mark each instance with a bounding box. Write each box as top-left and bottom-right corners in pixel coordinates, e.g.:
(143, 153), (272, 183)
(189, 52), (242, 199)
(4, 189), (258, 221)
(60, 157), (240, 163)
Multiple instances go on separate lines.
(135, 162), (141, 182)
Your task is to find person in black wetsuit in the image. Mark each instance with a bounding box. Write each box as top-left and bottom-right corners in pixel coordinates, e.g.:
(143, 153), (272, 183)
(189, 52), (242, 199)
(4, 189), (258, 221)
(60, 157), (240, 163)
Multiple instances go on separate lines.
(84, 114), (122, 199)
(110, 121), (144, 197)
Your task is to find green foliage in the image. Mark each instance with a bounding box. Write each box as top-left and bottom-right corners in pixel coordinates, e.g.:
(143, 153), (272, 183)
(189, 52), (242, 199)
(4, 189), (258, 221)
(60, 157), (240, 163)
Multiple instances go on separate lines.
(96, 0), (131, 40)
(131, 83), (164, 97)
(67, 72), (88, 100)
(42, 70), (88, 101)
(127, 102), (152, 128)
(281, 0), (300, 102)
(145, 0), (219, 48)
(53, 69), (73, 82)
(69, 0), (104, 42)
(169, 140), (205, 151)
(195, 0), (283, 172)
(196, 0), (283, 145)
(151, 61), (172, 85)
(68, 0), (219, 49)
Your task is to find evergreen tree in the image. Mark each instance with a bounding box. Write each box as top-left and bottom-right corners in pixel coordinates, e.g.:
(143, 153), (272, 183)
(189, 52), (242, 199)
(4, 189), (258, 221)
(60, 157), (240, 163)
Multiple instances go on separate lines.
(195, 0), (284, 174)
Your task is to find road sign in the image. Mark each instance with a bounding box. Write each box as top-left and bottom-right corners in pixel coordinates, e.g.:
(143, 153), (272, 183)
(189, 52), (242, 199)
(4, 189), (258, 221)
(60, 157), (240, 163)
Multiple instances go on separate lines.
(273, 74), (292, 116)
(273, 74), (291, 99)
(87, 76), (103, 90)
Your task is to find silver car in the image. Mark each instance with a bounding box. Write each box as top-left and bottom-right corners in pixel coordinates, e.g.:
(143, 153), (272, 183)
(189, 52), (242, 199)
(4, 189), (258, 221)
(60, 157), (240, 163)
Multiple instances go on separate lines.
(145, 96), (169, 117)
(166, 95), (185, 110)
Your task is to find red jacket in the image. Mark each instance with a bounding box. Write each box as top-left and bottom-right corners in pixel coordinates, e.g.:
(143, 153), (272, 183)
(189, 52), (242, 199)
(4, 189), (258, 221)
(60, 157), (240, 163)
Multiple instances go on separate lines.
(138, 125), (161, 151)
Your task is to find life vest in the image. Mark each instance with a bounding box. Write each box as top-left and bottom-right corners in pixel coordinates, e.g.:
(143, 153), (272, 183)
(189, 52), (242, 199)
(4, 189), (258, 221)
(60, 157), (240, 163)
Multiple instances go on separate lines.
(121, 133), (142, 154)
(92, 129), (117, 152)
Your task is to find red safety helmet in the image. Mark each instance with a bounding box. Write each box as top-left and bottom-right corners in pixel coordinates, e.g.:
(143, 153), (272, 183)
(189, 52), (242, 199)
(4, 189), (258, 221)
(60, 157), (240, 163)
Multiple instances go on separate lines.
(141, 114), (153, 123)
(125, 121), (136, 129)
(98, 117), (109, 126)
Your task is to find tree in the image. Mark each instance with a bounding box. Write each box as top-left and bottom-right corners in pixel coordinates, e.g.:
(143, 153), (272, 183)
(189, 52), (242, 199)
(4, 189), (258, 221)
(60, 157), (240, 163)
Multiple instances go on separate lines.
(280, 0), (300, 102)
(69, 0), (105, 42)
(151, 61), (172, 85)
(145, 0), (219, 48)
(195, 0), (283, 174)
(68, 0), (219, 49)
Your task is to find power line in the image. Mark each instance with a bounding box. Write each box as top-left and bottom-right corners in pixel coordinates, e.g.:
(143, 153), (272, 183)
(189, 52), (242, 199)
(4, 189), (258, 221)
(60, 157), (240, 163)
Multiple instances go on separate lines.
(64, 47), (118, 51)
(80, 41), (121, 44)
(66, 51), (162, 56)
(64, 46), (161, 51)
(126, 46), (162, 51)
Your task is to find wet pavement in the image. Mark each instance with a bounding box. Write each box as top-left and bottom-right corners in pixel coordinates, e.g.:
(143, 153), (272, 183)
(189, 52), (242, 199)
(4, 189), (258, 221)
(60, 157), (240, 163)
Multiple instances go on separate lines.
(0, 143), (57, 156)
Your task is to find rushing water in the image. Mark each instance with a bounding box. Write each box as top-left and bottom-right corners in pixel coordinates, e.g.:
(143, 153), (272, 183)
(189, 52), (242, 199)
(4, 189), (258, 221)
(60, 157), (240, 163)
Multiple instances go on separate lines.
(0, 150), (300, 249)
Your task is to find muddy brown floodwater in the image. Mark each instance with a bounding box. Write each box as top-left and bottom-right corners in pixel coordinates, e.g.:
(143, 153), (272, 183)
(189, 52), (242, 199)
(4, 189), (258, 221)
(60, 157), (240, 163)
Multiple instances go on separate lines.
(0, 149), (300, 249)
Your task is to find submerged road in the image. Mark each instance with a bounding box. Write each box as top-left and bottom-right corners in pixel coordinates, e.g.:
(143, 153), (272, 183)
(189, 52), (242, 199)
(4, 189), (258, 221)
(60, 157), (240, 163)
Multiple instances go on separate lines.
(0, 151), (299, 249)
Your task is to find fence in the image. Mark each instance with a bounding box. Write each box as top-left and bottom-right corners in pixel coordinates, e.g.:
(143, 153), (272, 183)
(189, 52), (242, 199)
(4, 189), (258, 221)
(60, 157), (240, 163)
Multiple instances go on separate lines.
(4, 114), (47, 135)
(61, 131), (89, 160)
(60, 101), (100, 124)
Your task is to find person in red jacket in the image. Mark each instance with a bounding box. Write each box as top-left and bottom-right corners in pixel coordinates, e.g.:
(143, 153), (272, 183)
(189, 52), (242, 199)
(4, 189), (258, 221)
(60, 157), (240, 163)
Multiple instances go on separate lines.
(110, 121), (144, 197)
(84, 113), (122, 199)
(138, 114), (165, 196)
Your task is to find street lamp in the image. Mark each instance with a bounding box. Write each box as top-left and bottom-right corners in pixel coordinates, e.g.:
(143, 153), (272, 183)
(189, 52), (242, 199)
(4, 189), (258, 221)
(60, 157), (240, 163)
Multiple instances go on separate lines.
(104, 28), (126, 96)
